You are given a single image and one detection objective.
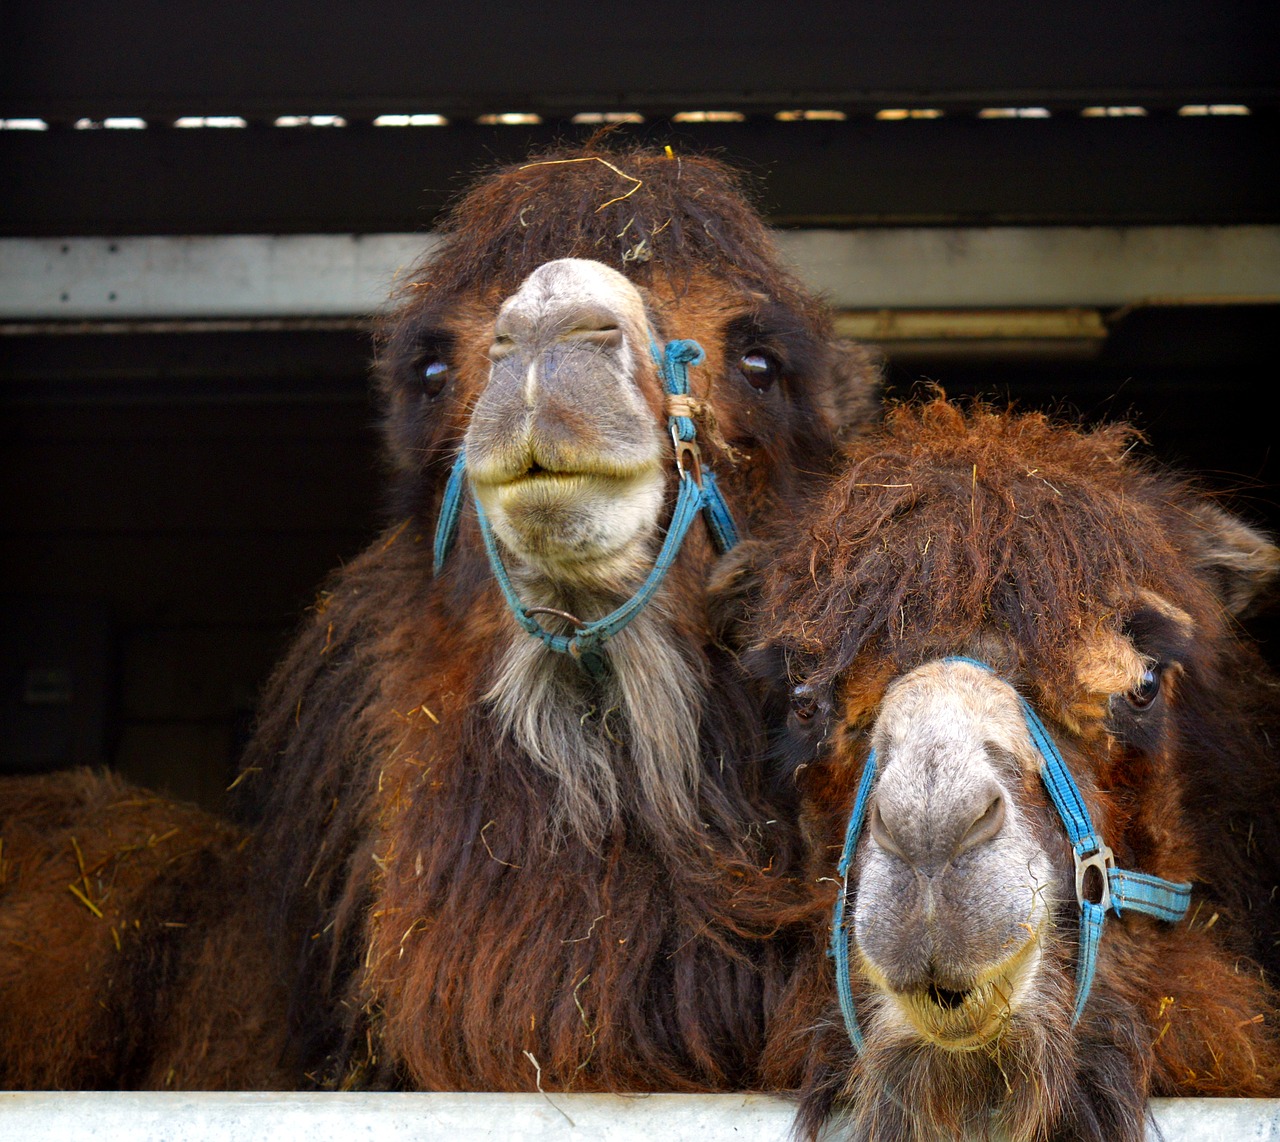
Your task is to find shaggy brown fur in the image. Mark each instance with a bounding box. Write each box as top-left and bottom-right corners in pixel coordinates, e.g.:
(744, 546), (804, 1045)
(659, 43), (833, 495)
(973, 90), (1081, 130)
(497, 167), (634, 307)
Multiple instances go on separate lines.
(232, 142), (881, 1091)
(0, 769), (291, 1089)
(741, 397), (1280, 1140)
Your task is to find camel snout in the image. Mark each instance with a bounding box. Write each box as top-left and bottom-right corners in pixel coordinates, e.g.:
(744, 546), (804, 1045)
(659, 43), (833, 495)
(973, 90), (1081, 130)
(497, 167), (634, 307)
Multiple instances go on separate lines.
(870, 776), (1007, 875)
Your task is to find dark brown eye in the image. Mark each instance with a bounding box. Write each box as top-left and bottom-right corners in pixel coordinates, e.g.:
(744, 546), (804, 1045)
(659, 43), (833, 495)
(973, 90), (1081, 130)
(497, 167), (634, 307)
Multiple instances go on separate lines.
(790, 692), (819, 723)
(421, 358), (450, 399)
(788, 683), (828, 734)
(1124, 666), (1162, 709)
(739, 350), (780, 392)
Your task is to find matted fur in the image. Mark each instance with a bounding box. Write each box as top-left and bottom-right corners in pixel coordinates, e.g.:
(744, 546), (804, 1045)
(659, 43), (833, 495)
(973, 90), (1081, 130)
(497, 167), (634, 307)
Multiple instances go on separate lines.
(233, 141), (881, 1090)
(0, 769), (291, 1089)
(746, 397), (1280, 1140)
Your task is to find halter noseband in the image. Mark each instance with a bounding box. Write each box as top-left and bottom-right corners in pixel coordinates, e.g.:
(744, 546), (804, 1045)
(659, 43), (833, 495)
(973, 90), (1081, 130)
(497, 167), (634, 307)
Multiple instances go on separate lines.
(431, 336), (739, 677)
(830, 656), (1192, 1051)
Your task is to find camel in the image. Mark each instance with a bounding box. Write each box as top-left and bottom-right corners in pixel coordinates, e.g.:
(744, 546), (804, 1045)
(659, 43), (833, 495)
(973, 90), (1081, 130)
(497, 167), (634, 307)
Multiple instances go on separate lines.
(739, 397), (1280, 1140)
(1, 141), (881, 1091)
(0, 770), (291, 1088)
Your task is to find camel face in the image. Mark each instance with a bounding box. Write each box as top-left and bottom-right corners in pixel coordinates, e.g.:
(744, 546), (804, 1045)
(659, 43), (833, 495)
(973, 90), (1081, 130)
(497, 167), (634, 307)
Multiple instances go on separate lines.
(853, 658), (1056, 1050)
(464, 258), (667, 586)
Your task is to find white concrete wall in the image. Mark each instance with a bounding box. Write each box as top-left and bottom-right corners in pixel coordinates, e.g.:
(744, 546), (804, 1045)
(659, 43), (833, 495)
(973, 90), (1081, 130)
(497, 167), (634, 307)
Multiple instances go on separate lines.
(0, 1092), (1277, 1141)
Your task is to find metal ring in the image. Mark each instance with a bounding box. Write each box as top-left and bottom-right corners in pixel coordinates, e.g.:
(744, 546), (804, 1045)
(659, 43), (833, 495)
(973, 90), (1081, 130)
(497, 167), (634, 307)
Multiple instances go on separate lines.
(524, 605), (586, 630)
(670, 424), (703, 487)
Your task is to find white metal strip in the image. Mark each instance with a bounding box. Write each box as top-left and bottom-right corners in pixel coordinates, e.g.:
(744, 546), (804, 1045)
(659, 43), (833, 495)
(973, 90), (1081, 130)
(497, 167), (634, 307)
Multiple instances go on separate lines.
(0, 234), (440, 321)
(0, 1093), (1277, 1141)
(782, 225), (1280, 309)
(1, 227), (1277, 320)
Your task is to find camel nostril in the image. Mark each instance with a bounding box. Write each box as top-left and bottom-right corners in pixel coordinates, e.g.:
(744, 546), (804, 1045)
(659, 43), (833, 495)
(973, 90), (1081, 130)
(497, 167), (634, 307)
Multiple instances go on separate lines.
(868, 802), (909, 862)
(956, 792), (1006, 856)
(567, 325), (623, 349)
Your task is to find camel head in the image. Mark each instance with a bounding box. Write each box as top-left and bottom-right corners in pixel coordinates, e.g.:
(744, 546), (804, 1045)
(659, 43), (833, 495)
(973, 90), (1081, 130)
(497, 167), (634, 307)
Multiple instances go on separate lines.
(376, 145), (880, 607)
(743, 398), (1280, 1141)
(368, 144), (880, 842)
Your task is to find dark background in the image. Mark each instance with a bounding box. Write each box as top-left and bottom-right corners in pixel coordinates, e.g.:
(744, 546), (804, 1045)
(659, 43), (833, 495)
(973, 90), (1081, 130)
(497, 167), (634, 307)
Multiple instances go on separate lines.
(3, 1), (1277, 807)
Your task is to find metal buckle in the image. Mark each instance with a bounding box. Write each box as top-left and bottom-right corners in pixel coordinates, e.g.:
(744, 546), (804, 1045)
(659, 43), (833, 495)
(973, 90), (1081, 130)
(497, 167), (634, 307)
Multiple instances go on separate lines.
(671, 425), (703, 487)
(1074, 841), (1115, 911)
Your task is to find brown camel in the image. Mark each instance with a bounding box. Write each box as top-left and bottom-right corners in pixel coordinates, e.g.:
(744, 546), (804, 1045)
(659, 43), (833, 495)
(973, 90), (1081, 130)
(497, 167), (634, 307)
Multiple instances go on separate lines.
(1, 141), (880, 1091)
(740, 397), (1280, 1141)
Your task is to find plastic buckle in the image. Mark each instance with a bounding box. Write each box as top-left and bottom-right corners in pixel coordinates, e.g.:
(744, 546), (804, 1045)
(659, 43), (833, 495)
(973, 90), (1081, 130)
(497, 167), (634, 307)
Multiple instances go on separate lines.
(671, 425), (703, 487)
(1074, 840), (1115, 912)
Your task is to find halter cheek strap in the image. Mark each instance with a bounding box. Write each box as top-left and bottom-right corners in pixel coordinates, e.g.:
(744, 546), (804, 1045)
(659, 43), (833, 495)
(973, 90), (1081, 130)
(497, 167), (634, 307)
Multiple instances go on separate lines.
(830, 656), (1192, 1051)
(431, 336), (739, 676)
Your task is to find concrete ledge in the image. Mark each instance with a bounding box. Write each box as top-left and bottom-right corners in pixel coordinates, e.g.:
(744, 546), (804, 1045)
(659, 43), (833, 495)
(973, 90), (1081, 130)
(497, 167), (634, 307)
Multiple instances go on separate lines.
(0, 1092), (1276, 1141)
(2, 227), (1278, 320)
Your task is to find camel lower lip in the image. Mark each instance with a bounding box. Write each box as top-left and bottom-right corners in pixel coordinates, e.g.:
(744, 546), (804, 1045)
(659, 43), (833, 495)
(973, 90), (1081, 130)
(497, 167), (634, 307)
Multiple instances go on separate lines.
(887, 932), (1043, 1051)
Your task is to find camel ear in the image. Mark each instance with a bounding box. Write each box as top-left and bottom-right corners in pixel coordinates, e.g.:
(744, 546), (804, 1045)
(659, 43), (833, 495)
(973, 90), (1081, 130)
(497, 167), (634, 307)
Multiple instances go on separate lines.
(813, 338), (884, 439)
(707, 539), (772, 652)
(1189, 502), (1280, 617)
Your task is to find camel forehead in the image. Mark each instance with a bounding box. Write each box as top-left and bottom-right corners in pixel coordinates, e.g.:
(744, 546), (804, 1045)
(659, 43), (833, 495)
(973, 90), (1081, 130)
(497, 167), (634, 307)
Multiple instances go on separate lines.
(499, 258), (649, 323)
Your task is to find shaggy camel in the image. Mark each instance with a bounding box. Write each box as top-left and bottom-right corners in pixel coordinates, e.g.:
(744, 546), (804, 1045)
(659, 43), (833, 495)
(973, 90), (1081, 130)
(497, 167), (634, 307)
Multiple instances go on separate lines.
(0, 142), (881, 1090)
(740, 398), (1280, 1141)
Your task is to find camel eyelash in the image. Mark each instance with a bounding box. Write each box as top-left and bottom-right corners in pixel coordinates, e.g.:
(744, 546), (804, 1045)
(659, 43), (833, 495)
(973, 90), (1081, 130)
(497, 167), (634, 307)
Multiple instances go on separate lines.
(723, 311), (818, 379)
(409, 331), (454, 363)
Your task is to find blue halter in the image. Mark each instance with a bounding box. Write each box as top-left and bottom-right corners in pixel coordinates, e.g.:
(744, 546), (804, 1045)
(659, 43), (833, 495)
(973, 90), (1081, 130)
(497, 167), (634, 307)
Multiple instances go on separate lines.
(431, 336), (739, 677)
(830, 656), (1192, 1051)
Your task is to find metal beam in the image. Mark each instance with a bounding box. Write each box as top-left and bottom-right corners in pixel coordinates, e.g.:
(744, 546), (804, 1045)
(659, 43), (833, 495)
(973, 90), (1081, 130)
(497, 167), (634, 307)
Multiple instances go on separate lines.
(3, 228), (1277, 321)
(2, 117), (1276, 236)
(0, 235), (438, 321)
(0, 1092), (1276, 1141)
(3, 1), (1274, 118)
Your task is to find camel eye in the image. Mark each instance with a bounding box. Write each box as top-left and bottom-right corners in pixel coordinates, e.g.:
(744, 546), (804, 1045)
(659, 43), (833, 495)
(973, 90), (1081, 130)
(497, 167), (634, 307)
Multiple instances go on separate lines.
(790, 690), (820, 723)
(420, 358), (450, 399)
(739, 351), (780, 392)
(1124, 666), (1162, 709)
(787, 683), (830, 738)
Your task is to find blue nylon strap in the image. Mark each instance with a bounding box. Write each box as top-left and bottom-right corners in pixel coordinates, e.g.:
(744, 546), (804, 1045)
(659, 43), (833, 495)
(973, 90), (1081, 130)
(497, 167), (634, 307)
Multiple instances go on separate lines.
(699, 470), (740, 552)
(1109, 868), (1193, 922)
(432, 450), (469, 576)
(649, 337), (740, 550)
(828, 656), (1193, 1052)
(1016, 691), (1099, 857)
(830, 745), (878, 1052)
(652, 337), (704, 442)
(1074, 900), (1106, 1025)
